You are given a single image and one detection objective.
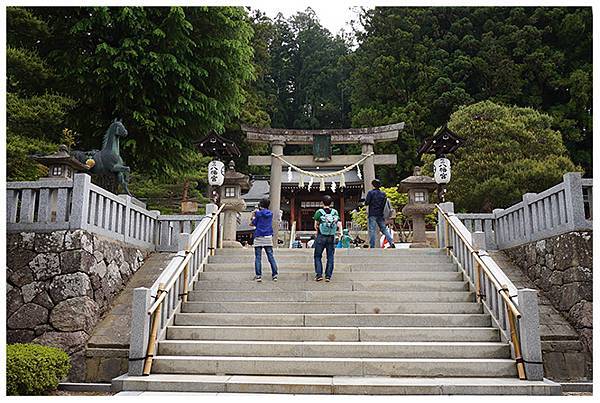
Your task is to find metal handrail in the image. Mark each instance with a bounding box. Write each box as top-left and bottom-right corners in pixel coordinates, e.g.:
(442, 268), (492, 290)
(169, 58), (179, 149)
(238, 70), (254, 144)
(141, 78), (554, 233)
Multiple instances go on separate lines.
(436, 204), (525, 380)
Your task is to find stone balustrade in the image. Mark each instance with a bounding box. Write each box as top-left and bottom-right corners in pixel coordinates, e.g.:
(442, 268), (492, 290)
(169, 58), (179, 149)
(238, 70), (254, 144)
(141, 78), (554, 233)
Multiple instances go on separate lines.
(457, 173), (592, 250)
(6, 173), (204, 252)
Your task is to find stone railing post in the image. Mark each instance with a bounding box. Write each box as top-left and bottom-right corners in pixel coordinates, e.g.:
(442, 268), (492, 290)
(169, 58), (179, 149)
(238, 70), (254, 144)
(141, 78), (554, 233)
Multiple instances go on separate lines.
(492, 208), (505, 248)
(437, 202), (454, 249)
(563, 172), (586, 231)
(69, 173), (92, 230)
(128, 287), (151, 375)
(472, 231), (486, 250)
(178, 232), (191, 252)
(122, 195), (133, 244)
(517, 288), (544, 381)
(521, 193), (537, 243)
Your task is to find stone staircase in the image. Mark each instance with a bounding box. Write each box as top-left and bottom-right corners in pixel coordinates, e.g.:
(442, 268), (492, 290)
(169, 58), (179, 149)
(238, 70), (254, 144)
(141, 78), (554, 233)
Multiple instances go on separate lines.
(113, 248), (560, 395)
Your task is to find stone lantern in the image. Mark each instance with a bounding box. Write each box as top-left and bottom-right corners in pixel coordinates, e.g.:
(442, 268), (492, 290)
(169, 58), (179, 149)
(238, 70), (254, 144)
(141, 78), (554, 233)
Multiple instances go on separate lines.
(400, 166), (437, 248)
(219, 161), (250, 248)
(32, 144), (90, 180)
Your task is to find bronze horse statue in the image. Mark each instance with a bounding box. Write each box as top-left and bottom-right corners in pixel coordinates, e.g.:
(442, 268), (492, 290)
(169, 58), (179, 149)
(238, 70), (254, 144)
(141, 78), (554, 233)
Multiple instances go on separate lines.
(72, 119), (132, 195)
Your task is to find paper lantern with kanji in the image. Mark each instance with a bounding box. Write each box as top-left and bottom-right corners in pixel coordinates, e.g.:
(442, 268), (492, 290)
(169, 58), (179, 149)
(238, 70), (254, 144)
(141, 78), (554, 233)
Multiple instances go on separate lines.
(208, 160), (225, 186)
(433, 157), (451, 184)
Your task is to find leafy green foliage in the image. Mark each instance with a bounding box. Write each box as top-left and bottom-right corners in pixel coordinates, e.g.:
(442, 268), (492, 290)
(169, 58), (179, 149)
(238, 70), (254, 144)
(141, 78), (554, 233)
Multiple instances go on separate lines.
(33, 7), (255, 177)
(7, 343), (71, 395)
(6, 8), (76, 181)
(433, 101), (580, 212)
(348, 7), (592, 182)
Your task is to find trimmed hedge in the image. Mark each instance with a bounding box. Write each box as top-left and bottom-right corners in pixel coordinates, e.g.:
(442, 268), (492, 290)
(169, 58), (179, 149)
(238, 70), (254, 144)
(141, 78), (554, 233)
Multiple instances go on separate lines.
(7, 343), (71, 395)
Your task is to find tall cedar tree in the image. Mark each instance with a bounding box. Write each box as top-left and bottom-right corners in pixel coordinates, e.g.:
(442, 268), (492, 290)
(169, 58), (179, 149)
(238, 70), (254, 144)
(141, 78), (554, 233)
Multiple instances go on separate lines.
(347, 7), (592, 182)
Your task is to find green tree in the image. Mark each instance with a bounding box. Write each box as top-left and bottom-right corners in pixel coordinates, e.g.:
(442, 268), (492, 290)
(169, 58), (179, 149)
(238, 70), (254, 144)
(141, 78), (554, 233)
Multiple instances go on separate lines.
(6, 7), (76, 181)
(348, 7), (592, 183)
(433, 101), (580, 212)
(33, 7), (255, 177)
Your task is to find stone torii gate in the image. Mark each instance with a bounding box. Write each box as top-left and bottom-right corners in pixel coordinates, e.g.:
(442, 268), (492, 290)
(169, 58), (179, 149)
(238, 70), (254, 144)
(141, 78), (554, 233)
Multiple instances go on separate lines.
(241, 123), (404, 236)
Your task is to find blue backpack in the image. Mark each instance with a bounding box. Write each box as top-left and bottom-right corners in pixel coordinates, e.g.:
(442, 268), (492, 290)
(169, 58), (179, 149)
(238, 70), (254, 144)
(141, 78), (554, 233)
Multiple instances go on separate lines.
(318, 208), (339, 236)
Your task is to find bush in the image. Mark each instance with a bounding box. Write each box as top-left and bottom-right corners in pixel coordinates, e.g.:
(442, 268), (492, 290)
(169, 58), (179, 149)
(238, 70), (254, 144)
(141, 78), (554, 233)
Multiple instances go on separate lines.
(7, 343), (71, 396)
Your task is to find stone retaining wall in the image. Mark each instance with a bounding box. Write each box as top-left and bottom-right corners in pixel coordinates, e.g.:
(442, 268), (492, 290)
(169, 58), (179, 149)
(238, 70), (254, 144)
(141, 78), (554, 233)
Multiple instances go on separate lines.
(6, 230), (150, 381)
(504, 231), (592, 375)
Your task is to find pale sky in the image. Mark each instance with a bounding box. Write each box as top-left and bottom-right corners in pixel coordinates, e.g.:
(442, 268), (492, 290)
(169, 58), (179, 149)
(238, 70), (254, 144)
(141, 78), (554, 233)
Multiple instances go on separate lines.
(249, 2), (368, 35)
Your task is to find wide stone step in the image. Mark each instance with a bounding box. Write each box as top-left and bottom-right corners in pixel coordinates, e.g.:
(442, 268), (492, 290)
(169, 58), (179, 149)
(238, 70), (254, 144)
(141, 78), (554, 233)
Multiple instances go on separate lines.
(208, 256), (451, 264)
(157, 340), (510, 359)
(166, 326), (501, 342)
(173, 313), (491, 327)
(187, 290), (475, 303)
(113, 374), (561, 395)
(181, 302), (483, 314)
(197, 271), (464, 282)
(204, 263), (456, 272)
(192, 280), (469, 292)
(214, 248), (448, 257)
(150, 356), (518, 377)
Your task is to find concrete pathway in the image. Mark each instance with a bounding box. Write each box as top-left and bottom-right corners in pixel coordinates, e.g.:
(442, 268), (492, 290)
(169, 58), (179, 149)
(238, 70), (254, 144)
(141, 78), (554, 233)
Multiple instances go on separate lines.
(85, 252), (176, 381)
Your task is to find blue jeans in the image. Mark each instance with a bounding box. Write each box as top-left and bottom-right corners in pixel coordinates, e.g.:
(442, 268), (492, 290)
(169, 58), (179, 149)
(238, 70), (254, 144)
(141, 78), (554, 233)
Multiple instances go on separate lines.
(254, 246), (278, 277)
(314, 234), (335, 278)
(368, 216), (395, 248)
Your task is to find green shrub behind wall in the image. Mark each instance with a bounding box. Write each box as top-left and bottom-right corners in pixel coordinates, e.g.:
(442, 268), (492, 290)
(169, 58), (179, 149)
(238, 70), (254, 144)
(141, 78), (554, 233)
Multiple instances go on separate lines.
(7, 343), (71, 395)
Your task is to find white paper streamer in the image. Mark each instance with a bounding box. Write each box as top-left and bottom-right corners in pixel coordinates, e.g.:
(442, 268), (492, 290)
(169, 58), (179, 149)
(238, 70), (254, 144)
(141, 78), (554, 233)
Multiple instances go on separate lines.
(308, 176), (314, 191)
(299, 174), (305, 188)
(287, 166), (293, 182)
(331, 180), (337, 193)
(356, 164), (362, 180)
(319, 178), (326, 191)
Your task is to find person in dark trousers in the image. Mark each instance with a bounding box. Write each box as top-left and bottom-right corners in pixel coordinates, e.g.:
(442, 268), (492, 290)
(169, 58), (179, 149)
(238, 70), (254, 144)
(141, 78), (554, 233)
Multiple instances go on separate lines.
(250, 198), (279, 282)
(313, 195), (342, 282)
(365, 179), (396, 248)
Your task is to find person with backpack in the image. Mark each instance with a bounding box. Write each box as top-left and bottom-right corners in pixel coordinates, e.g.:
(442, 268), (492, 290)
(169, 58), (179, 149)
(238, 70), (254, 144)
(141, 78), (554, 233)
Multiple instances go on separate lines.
(250, 198), (279, 282)
(365, 179), (396, 249)
(313, 195), (342, 282)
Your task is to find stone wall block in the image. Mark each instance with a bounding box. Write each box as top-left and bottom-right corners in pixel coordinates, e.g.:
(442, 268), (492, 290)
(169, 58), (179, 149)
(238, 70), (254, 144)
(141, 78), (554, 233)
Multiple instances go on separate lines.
(558, 283), (592, 312)
(119, 262), (132, 281)
(21, 232), (35, 249)
(65, 229), (94, 254)
(29, 253), (61, 281)
(50, 297), (99, 332)
(32, 291), (55, 310)
(569, 301), (593, 329)
(7, 287), (24, 318)
(8, 303), (49, 329)
(48, 273), (93, 303)
(8, 249), (37, 272)
(93, 250), (104, 263)
(7, 233), (22, 254)
(22, 281), (47, 303)
(34, 231), (66, 253)
(8, 265), (34, 287)
(60, 249), (96, 274)
(100, 263), (123, 302)
(562, 266), (592, 283)
(33, 330), (88, 355)
(8, 330), (35, 344)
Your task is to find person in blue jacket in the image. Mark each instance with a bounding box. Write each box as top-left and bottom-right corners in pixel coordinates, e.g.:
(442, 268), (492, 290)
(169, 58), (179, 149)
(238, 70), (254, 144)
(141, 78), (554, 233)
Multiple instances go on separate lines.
(250, 198), (279, 282)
